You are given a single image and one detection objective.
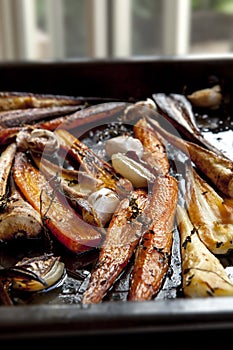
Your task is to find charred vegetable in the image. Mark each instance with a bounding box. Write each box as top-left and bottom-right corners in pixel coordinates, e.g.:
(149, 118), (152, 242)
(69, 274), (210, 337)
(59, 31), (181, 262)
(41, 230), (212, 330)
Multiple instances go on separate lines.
(147, 117), (233, 198)
(185, 164), (233, 255)
(176, 205), (233, 297)
(128, 175), (178, 301)
(0, 254), (66, 305)
(13, 152), (103, 253)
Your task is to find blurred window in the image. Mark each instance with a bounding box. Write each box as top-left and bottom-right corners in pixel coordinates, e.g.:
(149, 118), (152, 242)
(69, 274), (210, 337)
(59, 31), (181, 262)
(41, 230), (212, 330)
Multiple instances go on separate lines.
(0, 0), (232, 60)
(190, 0), (233, 54)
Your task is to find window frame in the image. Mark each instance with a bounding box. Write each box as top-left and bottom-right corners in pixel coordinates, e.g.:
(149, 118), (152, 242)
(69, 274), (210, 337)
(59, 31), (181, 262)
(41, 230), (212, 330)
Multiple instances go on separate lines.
(0, 0), (192, 60)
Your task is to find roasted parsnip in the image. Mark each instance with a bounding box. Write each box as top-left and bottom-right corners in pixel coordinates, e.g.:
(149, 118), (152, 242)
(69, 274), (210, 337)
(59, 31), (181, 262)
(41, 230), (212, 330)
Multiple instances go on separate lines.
(185, 164), (233, 254)
(176, 205), (233, 297)
(0, 91), (85, 111)
(36, 101), (131, 132)
(0, 142), (17, 210)
(147, 117), (233, 198)
(0, 180), (43, 241)
(152, 92), (222, 156)
(0, 105), (82, 128)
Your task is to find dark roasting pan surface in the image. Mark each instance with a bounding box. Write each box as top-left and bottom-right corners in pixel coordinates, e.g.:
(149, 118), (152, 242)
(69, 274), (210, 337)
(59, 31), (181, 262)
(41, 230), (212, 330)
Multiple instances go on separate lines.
(0, 55), (233, 346)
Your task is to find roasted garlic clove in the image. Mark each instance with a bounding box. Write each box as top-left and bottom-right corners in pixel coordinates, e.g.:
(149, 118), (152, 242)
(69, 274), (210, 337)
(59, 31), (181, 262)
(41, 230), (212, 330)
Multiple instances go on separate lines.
(187, 85), (222, 109)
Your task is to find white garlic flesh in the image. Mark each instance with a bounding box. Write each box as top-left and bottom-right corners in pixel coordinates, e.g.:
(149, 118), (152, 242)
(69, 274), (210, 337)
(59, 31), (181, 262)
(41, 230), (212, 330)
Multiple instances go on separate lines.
(105, 135), (144, 159)
(87, 188), (120, 226)
(111, 153), (155, 188)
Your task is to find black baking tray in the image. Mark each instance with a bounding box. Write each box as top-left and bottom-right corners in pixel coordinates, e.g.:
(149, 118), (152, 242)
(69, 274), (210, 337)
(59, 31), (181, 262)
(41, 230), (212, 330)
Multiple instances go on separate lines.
(1, 54), (233, 346)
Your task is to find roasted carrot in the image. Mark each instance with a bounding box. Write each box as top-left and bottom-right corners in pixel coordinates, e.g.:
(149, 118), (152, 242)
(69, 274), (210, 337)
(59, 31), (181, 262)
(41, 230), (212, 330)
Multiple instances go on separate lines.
(0, 127), (21, 145)
(128, 175), (178, 301)
(82, 189), (148, 304)
(13, 152), (102, 253)
(133, 117), (170, 176)
(55, 129), (133, 197)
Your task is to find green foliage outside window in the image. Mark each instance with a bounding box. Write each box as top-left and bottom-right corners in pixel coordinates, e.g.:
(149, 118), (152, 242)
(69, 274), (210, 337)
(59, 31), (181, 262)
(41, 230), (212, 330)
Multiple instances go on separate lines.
(192, 0), (233, 13)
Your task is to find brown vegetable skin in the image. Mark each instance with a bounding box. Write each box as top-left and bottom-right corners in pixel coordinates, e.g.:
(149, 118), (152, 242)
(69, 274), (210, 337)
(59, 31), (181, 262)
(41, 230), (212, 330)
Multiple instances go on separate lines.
(133, 117), (170, 176)
(0, 183), (43, 241)
(0, 105), (82, 128)
(82, 189), (148, 304)
(176, 205), (233, 297)
(13, 152), (102, 253)
(147, 117), (233, 198)
(0, 91), (85, 111)
(55, 129), (133, 197)
(0, 143), (17, 209)
(185, 165), (233, 254)
(128, 175), (178, 301)
(37, 101), (131, 131)
(0, 127), (21, 145)
(0, 102), (130, 145)
(152, 92), (222, 156)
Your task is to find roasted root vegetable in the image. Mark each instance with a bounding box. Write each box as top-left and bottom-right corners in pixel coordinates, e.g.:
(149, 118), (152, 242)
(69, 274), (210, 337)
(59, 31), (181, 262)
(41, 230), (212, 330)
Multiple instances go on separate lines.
(0, 101), (130, 145)
(82, 189), (148, 304)
(128, 175), (178, 301)
(0, 105), (82, 128)
(0, 86), (231, 307)
(13, 152), (102, 253)
(133, 117), (170, 176)
(147, 117), (233, 198)
(55, 129), (133, 197)
(51, 101), (131, 131)
(0, 91), (85, 111)
(185, 164), (233, 254)
(0, 182), (43, 241)
(0, 143), (17, 210)
(152, 92), (222, 156)
(176, 205), (233, 297)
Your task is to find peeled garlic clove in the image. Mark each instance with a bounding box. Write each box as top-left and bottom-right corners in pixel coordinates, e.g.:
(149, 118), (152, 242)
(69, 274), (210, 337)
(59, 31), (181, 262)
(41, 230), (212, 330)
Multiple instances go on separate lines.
(187, 85), (222, 109)
(88, 188), (120, 226)
(105, 135), (144, 159)
(111, 153), (155, 188)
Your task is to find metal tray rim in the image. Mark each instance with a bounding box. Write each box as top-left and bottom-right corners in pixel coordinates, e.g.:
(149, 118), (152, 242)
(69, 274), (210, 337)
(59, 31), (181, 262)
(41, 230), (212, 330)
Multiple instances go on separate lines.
(1, 55), (233, 339)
